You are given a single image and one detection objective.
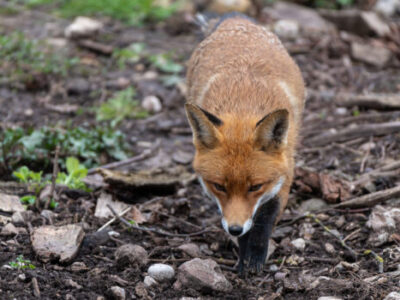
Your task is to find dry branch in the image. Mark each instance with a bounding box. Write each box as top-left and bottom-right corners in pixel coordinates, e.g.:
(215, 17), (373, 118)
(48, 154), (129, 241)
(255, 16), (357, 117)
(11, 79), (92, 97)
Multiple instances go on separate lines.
(333, 186), (400, 208)
(336, 93), (400, 110)
(307, 121), (400, 146)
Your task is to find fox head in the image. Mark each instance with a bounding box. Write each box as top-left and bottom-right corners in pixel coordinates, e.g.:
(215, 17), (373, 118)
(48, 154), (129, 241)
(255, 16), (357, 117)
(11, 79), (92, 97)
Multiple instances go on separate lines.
(185, 103), (289, 237)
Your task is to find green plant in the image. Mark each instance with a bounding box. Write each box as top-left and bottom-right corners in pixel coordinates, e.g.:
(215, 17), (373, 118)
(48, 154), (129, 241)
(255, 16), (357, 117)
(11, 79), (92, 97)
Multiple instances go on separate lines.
(313, 0), (354, 8)
(96, 87), (148, 126)
(56, 157), (89, 191)
(0, 125), (130, 171)
(0, 32), (78, 82)
(59, 0), (178, 26)
(112, 43), (146, 69)
(9, 255), (36, 270)
(149, 53), (183, 74)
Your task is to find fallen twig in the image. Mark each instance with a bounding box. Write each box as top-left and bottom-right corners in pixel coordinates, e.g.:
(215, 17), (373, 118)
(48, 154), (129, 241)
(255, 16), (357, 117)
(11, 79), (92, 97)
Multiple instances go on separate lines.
(107, 204), (214, 238)
(307, 121), (400, 147)
(45, 146), (59, 210)
(88, 140), (160, 175)
(77, 39), (114, 55)
(336, 93), (400, 110)
(333, 185), (400, 208)
(97, 206), (132, 232)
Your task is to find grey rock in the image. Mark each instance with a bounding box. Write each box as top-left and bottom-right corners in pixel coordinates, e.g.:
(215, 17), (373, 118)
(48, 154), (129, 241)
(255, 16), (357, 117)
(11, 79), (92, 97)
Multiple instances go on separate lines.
(67, 78), (91, 95)
(291, 238), (306, 251)
(299, 198), (328, 213)
(1, 223), (19, 235)
(374, 0), (400, 17)
(115, 244), (148, 268)
(273, 19), (299, 40)
(148, 264), (175, 282)
(262, 2), (335, 37)
(142, 95), (162, 113)
(65, 17), (103, 39)
(172, 150), (194, 165)
(178, 243), (201, 258)
(144, 275), (158, 287)
(95, 193), (131, 219)
(320, 10), (390, 37)
(351, 42), (392, 68)
(0, 193), (25, 213)
(174, 258), (232, 292)
(108, 286), (126, 300)
(12, 211), (33, 224)
(384, 292), (400, 300)
(31, 224), (85, 263)
(318, 297), (343, 300)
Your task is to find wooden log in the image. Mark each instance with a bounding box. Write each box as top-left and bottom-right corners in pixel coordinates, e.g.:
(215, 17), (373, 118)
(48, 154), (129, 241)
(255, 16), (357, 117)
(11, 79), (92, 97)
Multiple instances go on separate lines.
(333, 186), (400, 208)
(336, 93), (400, 110)
(307, 121), (400, 146)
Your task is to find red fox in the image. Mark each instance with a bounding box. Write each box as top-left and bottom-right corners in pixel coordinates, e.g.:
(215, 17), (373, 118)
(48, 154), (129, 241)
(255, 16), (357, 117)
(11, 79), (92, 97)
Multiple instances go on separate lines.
(185, 13), (305, 273)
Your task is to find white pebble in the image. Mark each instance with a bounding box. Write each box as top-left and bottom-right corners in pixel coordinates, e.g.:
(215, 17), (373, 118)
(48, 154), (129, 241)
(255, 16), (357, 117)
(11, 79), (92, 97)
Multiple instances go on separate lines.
(142, 95), (162, 113)
(291, 238), (306, 251)
(144, 275), (158, 287)
(148, 263), (175, 282)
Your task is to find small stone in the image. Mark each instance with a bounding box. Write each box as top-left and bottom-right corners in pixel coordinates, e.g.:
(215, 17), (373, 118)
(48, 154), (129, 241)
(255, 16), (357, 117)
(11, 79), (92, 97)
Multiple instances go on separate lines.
(273, 19), (299, 40)
(178, 243), (201, 258)
(316, 213), (330, 221)
(318, 297), (343, 300)
(324, 243), (335, 254)
(65, 17), (103, 39)
(374, 0), (400, 17)
(65, 278), (82, 289)
(108, 286), (126, 300)
(384, 292), (400, 300)
(115, 244), (148, 268)
(148, 264), (175, 282)
(291, 238), (306, 251)
(299, 198), (328, 213)
(144, 275), (158, 287)
(40, 210), (55, 221)
(351, 42), (392, 68)
(367, 205), (400, 246)
(172, 150), (193, 165)
(31, 224), (85, 263)
(12, 211), (33, 224)
(135, 282), (148, 298)
(0, 193), (25, 213)
(70, 262), (88, 272)
(335, 107), (348, 115)
(142, 95), (162, 113)
(18, 273), (26, 281)
(1, 223), (19, 236)
(67, 78), (91, 95)
(274, 272), (287, 281)
(335, 215), (346, 228)
(174, 258), (232, 292)
(269, 264), (279, 272)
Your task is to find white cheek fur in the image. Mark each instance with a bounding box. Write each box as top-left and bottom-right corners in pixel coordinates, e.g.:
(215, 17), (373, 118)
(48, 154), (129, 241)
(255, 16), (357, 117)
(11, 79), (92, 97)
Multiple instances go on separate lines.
(198, 176), (223, 214)
(252, 176), (285, 218)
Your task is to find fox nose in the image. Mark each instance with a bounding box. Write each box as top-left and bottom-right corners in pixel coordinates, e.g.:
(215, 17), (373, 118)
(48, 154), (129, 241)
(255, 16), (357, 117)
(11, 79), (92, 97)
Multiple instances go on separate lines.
(228, 225), (243, 236)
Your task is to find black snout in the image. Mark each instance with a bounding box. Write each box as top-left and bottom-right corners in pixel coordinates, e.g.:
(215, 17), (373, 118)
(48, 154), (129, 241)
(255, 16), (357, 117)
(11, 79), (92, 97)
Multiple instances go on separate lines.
(228, 225), (243, 236)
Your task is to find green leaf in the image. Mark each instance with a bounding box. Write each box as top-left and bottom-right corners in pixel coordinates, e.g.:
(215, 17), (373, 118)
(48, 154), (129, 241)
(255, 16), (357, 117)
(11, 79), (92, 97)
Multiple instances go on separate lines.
(66, 157), (80, 174)
(20, 195), (36, 205)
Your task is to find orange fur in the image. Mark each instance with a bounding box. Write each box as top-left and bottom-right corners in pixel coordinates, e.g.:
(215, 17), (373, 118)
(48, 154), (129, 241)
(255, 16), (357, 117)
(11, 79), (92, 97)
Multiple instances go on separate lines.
(186, 17), (305, 229)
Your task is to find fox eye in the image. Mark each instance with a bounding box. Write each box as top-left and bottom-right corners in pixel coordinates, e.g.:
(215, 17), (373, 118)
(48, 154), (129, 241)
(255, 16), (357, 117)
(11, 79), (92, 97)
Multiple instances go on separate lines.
(249, 184), (263, 192)
(213, 183), (226, 192)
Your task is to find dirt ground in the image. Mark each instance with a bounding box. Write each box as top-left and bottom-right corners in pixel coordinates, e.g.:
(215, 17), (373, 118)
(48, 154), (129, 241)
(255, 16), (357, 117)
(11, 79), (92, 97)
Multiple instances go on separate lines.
(1, 1), (400, 299)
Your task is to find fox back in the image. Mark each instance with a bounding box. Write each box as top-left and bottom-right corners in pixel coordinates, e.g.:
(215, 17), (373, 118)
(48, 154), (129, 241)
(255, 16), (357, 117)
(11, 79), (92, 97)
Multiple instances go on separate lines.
(185, 15), (305, 238)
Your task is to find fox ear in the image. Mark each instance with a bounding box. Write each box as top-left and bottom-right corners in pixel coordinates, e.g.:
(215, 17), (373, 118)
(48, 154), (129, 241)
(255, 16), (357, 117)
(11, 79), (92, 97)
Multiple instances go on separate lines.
(254, 109), (289, 151)
(185, 103), (222, 149)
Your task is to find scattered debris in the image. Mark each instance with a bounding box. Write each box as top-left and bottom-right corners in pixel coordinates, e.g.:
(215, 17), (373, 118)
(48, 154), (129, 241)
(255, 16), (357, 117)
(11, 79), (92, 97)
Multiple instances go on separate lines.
(336, 93), (400, 110)
(94, 192), (130, 219)
(384, 292), (400, 300)
(174, 258), (232, 292)
(291, 238), (306, 251)
(31, 225), (85, 263)
(320, 10), (390, 37)
(366, 205), (400, 246)
(144, 275), (158, 287)
(1, 223), (19, 236)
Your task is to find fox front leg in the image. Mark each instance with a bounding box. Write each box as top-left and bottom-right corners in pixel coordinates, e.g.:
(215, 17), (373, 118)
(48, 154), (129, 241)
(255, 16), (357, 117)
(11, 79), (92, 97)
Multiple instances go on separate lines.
(238, 197), (280, 274)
